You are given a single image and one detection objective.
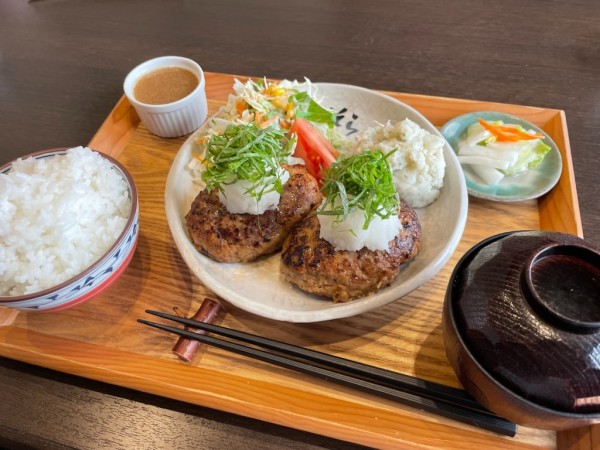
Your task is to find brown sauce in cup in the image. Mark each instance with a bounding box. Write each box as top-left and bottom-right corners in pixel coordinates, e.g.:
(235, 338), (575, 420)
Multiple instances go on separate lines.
(134, 66), (198, 105)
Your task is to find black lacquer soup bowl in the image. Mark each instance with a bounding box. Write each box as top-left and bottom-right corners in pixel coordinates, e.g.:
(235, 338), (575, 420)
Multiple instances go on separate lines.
(443, 230), (600, 430)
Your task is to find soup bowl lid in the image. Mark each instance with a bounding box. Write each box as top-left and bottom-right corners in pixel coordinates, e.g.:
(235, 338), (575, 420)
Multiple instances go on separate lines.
(448, 230), (600, 415)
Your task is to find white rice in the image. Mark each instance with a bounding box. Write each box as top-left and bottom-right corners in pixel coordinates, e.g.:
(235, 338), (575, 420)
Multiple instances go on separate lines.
(355, 119), (446, 208)
(0, 147), (131, 296)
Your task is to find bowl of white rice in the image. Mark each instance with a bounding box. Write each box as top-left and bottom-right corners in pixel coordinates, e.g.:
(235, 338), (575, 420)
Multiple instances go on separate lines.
(0, 146), (139, 312)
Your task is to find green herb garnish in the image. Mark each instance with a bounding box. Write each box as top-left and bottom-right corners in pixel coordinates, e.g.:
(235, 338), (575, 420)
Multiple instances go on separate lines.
(201, 123), (293, 201)
(290, 91), (336, 127)
(318, 150), (399, 229)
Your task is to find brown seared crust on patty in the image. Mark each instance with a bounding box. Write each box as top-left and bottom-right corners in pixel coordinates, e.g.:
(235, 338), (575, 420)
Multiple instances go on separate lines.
(185, 164), (323, 263)
(280, 199), (421, 302)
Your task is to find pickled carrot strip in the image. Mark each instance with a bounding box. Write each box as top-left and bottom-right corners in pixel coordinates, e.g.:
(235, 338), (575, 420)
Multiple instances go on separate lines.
(478, 118), (544, 142)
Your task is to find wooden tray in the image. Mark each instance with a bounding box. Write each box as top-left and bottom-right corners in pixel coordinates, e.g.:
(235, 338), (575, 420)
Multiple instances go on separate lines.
(0, 72), (594, 449)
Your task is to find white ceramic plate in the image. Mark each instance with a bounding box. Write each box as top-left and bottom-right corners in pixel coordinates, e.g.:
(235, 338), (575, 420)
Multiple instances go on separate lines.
(165, 83), (468, 322)
(440, 111), (562, 202)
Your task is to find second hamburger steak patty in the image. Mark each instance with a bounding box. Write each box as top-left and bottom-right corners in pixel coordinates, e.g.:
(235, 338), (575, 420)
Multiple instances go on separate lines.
(280, 199), (421, 302)
(185, 164), (322, 263)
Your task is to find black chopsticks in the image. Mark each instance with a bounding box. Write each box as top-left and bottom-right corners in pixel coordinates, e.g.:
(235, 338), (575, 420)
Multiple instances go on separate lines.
(139, 310), (516, 437)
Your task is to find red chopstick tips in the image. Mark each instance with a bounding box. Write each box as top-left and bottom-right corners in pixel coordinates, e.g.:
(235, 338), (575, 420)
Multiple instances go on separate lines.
(172, 297), (223, 362)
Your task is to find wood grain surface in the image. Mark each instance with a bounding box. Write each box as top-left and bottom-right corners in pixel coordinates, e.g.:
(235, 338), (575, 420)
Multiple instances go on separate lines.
(1, 1), (600, 449)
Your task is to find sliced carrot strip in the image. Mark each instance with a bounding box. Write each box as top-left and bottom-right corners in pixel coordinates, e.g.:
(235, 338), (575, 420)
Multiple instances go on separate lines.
(236, 99), (246, 114)
(478, 118), (544, 142)
(259, 115), (278, 128)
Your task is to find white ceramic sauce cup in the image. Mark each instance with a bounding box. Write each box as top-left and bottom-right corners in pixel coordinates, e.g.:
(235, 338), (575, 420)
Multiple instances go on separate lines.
(123, 56), (208, 138)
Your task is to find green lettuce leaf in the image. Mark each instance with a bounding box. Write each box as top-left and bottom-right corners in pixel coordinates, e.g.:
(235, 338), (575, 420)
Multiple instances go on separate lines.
(290, 92), (336, 127)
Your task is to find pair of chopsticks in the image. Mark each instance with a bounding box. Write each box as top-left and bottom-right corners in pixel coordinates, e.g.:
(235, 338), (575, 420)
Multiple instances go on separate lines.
(139, 310), (516, 437)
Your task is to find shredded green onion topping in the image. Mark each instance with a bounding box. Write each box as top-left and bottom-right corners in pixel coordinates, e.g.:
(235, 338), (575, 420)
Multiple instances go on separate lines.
(318, 150), (400, 229)
(201, 123), (293, 200)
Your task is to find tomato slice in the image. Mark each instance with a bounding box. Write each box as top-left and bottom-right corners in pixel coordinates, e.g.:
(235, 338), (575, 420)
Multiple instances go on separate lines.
(290, 118), (338, 183)
(293, 133), (321, 180)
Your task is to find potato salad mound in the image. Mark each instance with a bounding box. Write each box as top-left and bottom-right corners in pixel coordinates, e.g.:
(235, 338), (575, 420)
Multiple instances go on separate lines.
(355, 119), (446, 208)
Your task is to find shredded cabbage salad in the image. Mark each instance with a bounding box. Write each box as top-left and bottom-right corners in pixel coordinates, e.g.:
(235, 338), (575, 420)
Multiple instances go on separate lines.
(220, 78), (335, 129)
(188, 78), (345, 187)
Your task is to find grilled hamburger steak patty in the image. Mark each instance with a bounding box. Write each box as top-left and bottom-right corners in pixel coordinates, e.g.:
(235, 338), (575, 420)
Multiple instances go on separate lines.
(280, 199), (421, 302)
(185, 164), (323, 263)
